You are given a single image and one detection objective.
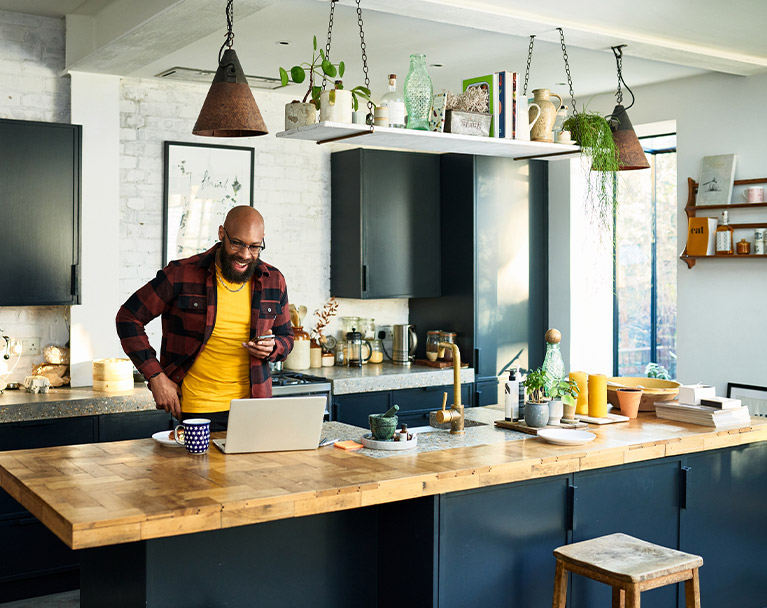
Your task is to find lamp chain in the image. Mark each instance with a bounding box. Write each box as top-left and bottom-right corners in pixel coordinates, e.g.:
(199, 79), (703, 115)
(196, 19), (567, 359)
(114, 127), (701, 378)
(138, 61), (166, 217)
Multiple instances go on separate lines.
(355, 0), (373, 122)
(322, 0), (337, 92)
(557, 28), (577, 117)
(613, 45), (624, 105)
(522, 35), (535, 97)
(218, 0), (235, 65)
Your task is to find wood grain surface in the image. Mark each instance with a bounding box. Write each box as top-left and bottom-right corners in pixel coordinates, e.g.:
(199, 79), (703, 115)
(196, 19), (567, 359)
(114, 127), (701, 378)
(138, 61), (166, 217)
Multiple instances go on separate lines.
(0, 413), (765, 550)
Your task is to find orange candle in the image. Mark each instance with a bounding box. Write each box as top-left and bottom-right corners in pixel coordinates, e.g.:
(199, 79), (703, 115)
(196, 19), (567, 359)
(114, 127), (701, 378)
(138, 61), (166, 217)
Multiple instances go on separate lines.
(588, 374), (608, 418)
(569, 371), (588, 415)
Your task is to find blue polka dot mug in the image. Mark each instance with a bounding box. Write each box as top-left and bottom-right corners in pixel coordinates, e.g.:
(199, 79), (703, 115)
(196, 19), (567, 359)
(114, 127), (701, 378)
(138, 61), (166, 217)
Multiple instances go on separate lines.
(174, 418), (211, 454)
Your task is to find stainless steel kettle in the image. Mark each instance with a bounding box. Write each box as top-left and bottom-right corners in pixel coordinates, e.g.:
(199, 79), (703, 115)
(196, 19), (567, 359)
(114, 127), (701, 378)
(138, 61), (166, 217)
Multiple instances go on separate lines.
(392, 324), (417, 366)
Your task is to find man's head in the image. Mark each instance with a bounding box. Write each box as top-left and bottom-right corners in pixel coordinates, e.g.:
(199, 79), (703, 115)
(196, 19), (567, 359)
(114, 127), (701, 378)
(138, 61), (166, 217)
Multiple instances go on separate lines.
(217, 206), (265, 283)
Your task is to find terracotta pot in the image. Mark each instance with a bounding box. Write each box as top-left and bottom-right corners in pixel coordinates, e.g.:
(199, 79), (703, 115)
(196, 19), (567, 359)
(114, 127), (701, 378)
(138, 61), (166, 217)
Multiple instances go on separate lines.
(617, 388), (642, 419)
(562, 401), (577, 422)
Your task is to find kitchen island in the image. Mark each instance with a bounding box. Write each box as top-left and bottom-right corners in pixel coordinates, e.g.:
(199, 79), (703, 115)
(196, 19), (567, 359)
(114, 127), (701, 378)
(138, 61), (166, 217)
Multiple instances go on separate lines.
(0, 409), (765, 607)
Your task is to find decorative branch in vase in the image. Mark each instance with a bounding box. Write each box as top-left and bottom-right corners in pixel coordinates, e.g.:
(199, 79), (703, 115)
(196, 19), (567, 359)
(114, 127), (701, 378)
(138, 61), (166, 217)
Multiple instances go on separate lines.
(309, 297), (339, 350)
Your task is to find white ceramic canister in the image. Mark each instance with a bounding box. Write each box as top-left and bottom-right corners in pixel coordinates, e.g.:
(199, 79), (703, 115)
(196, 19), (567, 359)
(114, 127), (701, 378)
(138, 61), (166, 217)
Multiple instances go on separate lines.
(319, 89), (353, 123)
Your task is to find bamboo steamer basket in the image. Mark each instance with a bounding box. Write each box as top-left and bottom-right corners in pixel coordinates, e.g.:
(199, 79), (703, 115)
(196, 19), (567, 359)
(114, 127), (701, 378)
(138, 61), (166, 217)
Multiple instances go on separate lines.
(93, 358), (134, 392)
(606, 376), (681, 412)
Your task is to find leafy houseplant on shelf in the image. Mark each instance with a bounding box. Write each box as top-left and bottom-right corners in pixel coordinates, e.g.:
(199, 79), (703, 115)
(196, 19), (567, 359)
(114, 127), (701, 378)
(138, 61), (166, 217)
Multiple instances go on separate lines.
(319, 79), (371, 124)
(549, 378), (580, 423)
(562, 111), (620, 230)
(523, 367), (549, 428)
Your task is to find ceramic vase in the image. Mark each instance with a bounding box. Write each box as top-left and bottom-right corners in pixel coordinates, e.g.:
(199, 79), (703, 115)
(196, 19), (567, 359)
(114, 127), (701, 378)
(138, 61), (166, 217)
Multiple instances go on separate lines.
(524, 401), (549, 428)
(284, 101), (317, 130)
(617, 388), (642, 419)
(284, 326), (310, 370)
(404, 54), (433, 130)
(529, 89), (563, 142)
(320, 88), (353, 123)
(548, 399), (564, 425)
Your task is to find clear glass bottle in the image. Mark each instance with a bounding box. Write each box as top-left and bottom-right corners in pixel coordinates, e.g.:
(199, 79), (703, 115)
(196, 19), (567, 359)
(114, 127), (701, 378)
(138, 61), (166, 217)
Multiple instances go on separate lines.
(425, 330), (441, 362)
(404, 54), (433, 131)
(439, 331), (456, 362)
(715, 210), (734, 255)
(542, 328), (565, 396)
(380, 74), (406, 128)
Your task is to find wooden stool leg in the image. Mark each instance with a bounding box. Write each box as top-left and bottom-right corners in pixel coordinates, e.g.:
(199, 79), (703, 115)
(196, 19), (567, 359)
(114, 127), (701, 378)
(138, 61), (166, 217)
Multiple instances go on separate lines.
(552, 560), (568, 608)
(612, 586), (625, 608)
(625, 584), (640, 608)
(685, 568), (701, 608)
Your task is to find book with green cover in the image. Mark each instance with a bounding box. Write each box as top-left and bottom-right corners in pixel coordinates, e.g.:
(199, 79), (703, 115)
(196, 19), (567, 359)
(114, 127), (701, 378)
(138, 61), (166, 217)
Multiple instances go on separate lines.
(462, 74), (494, 136)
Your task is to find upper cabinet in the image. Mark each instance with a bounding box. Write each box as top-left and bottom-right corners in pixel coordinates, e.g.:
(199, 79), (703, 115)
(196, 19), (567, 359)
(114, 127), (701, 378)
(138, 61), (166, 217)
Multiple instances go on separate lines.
(330, 148), (440, 299)
(0, 119), (81, 306)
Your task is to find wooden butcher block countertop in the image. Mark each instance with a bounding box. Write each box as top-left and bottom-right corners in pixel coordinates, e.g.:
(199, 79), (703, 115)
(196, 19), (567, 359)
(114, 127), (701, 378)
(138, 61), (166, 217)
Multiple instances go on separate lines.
(0, 409), (765, 550)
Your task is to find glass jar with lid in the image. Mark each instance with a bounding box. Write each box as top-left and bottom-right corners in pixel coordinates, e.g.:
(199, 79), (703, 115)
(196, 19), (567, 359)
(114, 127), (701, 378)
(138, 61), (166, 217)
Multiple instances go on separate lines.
(339, 316), (360, 336)
(360, 317), (376, 341)
(369, 338), (384, 364)
(439, 331), (457, 362)
(425, 330), (441, 362)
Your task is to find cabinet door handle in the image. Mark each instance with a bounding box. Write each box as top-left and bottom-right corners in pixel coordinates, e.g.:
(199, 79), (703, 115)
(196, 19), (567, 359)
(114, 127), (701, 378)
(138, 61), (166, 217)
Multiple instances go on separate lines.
(567, 483), (577, 532)
(362, 265), (367, 292)
(680, 465), (691, 509)
(474, 347), (480, 372)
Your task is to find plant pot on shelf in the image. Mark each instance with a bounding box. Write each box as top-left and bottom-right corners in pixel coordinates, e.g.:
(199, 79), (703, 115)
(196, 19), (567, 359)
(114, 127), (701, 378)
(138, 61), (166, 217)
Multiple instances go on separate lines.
(444, 110), (491, 137)
(284, 101), (317, 130)
(524, 401), (549, 428)
(562, 400), (577, 422)
(548, 399), (564, 425)
(319, 89), (353, 123)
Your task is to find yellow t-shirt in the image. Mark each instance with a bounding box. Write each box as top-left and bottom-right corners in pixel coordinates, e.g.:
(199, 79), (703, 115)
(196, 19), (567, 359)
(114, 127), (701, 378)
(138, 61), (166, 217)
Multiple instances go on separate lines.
(182, 268), (251, 413)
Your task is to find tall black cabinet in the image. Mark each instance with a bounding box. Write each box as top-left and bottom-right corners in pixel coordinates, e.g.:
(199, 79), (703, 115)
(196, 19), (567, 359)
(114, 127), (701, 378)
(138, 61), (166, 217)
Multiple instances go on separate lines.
(409, 154), (548, 405)
(0, 118), (81, 306)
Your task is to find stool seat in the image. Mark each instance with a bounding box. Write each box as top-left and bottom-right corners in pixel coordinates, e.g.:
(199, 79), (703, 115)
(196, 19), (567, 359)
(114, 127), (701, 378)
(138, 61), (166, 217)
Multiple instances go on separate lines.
(552, 533), (703, 608)
(554, 533), (703, 583)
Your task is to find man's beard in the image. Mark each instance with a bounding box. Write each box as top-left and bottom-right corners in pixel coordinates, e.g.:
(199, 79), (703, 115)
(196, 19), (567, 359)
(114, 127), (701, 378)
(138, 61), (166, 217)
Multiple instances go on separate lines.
(219, 244), (257, 283)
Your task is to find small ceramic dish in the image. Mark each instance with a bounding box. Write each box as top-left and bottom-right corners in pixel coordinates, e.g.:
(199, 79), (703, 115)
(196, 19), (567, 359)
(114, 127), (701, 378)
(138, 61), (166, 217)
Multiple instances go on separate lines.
(152, 430), (183, 447)
(536, 429), (596, 446)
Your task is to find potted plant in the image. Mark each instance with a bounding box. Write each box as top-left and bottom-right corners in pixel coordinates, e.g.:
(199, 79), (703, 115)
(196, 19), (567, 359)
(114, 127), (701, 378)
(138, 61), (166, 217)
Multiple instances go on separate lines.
(319, 79), (371, 124)
(523, 367), (549, 428)
(279, 35), (342, 129)
(443, 87), (491, 137)
(562, 111), (620, 229)
(549, 378), (580, 423)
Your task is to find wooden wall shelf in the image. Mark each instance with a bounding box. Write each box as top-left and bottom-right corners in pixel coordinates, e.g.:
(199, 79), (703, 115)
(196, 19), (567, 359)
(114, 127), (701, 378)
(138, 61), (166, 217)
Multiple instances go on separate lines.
(681, 177), (767, 268)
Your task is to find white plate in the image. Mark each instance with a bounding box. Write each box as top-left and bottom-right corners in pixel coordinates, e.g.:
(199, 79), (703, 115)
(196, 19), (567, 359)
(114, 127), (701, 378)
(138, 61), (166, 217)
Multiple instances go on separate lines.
(537, 429), (596, 446)
(152, 430), (183, 447)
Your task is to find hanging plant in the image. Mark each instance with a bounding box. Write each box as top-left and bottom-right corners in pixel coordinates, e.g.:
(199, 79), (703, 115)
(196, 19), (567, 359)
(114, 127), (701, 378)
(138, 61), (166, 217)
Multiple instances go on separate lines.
(563, 111), (620, 228)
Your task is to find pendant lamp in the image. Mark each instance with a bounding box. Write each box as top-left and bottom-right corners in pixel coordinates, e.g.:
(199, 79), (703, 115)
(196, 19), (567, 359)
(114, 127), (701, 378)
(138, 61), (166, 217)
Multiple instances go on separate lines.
(193, 0), (267, 137)
(608, 45), (649, 170)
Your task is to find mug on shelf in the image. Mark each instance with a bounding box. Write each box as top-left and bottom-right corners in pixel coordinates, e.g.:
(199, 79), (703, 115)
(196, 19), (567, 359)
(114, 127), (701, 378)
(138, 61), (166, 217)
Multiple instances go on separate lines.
(174, 418), (211, 454)
(742, 187), (765, 203)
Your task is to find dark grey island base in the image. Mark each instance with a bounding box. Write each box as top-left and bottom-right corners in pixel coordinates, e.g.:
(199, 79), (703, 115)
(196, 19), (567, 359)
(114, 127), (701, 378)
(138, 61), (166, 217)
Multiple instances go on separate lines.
(77, 442), (767, 608)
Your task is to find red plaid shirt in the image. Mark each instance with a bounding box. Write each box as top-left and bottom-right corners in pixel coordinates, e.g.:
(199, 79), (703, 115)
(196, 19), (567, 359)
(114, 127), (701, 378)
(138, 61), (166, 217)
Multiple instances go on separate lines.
(116, 244), (294, 397)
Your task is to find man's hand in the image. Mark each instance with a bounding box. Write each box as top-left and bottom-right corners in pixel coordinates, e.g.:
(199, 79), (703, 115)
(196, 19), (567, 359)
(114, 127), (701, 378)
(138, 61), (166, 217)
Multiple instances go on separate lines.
(148, 372), (182, 418)
(242, 332), (275, 360)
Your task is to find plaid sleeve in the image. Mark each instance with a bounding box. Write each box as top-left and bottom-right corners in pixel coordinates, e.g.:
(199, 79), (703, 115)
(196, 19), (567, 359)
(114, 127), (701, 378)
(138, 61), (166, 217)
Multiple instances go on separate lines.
(115, 265), (176, 380)
(268, 272), (294, 362)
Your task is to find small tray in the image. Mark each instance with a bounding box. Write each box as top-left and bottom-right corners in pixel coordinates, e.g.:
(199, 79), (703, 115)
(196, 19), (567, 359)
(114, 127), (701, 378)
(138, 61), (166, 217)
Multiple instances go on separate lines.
(414, 359), (470, 368)
(494, 419), (588, 435)
(575, 413), (630, 425)
(360, 433), (418, 450)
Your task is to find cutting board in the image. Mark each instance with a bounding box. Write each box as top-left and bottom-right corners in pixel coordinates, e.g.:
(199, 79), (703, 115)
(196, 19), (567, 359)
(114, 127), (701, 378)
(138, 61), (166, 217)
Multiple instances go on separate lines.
(415, 359), (469, 368)
(494, 419), (588, 435)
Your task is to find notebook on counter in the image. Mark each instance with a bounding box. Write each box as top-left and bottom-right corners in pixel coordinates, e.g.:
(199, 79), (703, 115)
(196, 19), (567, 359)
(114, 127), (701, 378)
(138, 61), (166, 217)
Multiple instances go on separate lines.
(213, 395), (326, 454)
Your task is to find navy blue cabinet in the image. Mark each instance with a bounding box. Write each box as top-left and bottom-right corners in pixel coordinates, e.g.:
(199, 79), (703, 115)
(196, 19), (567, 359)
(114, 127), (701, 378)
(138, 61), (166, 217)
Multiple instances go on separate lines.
(679, 442), (767, 608)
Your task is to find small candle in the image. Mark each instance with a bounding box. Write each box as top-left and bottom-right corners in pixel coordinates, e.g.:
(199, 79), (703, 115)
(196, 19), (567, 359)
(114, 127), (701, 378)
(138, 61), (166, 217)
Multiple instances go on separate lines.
(569, 371), (589, 415)
(588, 374), (608, 418)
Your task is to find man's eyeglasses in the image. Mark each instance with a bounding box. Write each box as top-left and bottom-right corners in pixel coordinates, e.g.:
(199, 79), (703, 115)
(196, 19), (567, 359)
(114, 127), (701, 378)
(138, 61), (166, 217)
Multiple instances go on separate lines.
(223, 226), (266, 255)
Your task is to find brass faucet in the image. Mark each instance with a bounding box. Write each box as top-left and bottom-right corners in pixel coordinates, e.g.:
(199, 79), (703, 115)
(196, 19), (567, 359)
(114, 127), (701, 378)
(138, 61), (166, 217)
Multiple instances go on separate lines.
(434, 342), (463, 434)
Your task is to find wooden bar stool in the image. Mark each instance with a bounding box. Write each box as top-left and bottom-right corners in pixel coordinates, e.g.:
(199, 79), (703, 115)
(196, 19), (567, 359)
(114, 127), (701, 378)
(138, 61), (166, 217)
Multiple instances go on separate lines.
(552, 533), (703, 608)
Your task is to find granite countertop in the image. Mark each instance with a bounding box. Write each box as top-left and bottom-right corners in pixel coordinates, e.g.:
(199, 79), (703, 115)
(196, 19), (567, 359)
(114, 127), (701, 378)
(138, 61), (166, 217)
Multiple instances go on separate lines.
(311, 361), (475, 394)
(0, 384), (157, 423)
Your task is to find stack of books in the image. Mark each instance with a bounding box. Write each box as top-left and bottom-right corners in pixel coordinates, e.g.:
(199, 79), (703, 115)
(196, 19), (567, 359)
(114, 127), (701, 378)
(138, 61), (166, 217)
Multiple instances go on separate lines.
(462, 71), (527, 140)
(655, 396), (750, 428)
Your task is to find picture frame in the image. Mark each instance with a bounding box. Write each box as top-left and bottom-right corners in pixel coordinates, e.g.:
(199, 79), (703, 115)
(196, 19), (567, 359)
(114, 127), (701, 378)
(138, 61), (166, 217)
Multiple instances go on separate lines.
(696, 153), (736, 205)
(727, 382), (767, 416)
(163, 141), (254, 266)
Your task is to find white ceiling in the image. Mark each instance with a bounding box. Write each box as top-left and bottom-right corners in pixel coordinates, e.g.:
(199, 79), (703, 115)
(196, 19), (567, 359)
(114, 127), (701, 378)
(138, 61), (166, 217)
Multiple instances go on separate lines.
(2, 0), (766, 103)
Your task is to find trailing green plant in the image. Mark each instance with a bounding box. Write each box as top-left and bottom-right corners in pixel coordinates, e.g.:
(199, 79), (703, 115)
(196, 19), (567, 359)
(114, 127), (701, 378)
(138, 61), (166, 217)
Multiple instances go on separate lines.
(645, 362), (671, 380)
(523, 368), (548, 403)
(279, 35), (370, 111)
(563, 110), (620, 229)
(549, 378), (580, 408)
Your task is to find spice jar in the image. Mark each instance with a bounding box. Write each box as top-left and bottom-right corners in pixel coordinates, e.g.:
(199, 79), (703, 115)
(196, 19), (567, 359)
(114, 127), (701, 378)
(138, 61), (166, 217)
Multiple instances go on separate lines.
(736, 239), (751, 255)
(439, 331), (456, 361)
(369, 339), (384, 364)
(425, 330), (441, 362)
(284, 326), (310, 370)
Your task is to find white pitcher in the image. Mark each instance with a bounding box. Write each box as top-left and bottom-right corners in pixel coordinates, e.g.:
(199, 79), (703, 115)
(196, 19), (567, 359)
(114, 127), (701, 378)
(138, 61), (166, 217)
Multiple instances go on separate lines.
(515, 96), (541, 141)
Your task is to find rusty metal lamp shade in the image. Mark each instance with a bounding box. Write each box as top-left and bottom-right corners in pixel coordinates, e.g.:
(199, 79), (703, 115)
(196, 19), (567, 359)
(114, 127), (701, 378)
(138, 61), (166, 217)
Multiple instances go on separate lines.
(610, 104), (649, 170)
(193, 49), (268, 137)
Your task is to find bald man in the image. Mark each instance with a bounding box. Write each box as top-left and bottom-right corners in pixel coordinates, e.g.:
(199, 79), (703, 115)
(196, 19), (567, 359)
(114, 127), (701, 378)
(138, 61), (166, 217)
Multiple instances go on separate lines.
(116, 206), (294, 431)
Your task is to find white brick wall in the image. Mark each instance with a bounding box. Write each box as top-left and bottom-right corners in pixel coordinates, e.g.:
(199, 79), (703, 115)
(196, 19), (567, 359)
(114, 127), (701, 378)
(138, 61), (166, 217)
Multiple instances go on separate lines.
(0, 11), (70, 383)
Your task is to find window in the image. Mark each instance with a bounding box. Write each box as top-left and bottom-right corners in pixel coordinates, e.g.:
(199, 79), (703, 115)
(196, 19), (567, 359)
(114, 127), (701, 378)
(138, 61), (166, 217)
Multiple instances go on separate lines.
(614, 134), (677, 378)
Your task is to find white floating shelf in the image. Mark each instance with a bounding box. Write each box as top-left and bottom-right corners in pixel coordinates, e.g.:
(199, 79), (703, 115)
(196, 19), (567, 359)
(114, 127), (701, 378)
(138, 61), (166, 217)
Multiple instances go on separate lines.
(275, 122), (580, 161)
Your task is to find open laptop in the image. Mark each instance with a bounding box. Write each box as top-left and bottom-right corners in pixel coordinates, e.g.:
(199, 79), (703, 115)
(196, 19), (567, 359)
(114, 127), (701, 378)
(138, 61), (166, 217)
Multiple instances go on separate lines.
(212, 395), (326, 454)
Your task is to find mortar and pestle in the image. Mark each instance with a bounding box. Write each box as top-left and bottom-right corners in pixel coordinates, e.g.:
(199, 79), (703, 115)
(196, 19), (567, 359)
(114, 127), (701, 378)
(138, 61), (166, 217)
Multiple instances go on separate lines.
(369, 404), (400, 440)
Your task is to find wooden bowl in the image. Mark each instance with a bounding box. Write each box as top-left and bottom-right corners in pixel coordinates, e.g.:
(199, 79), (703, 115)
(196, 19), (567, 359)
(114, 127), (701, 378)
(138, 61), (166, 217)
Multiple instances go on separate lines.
(606, 377), (680, 412)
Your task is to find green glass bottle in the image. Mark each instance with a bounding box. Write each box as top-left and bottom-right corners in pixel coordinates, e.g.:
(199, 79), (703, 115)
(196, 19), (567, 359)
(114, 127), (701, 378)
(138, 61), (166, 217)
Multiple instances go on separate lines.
(542, 328), (565, 397)
(404, 54), (432, 130)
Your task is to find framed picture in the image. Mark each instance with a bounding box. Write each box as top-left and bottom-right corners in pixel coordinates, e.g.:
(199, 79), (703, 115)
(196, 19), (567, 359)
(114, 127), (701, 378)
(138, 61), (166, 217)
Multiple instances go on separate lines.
(696, 154), (736, 205)
(727, 382), (767, 416)
(163, 141), (254, 265)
